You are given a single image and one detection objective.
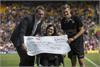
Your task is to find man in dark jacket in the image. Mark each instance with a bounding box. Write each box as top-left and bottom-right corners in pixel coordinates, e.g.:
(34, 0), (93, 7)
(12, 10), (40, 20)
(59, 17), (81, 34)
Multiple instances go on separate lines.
(10, 6), (46, 67)
(61, 4), (85, 67)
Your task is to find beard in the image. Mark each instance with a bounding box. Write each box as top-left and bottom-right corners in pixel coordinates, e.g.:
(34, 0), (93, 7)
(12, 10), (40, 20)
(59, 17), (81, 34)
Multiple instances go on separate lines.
(64, 14), (71, 19)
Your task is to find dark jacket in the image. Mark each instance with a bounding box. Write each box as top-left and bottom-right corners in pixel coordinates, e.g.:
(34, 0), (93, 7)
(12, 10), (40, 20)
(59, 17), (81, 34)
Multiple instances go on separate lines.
(10, 15), (43, 48)
(39, 34), (63, 66)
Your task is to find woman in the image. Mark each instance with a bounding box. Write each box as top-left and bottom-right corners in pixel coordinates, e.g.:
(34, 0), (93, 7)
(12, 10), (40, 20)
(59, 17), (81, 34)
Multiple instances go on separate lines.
(38, 24), (64, 66)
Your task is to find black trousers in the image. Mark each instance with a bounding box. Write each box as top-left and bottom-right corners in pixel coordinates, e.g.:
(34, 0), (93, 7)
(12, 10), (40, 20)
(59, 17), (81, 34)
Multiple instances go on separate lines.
(38, 53), (63, 66)
(16, 46), (35, 67)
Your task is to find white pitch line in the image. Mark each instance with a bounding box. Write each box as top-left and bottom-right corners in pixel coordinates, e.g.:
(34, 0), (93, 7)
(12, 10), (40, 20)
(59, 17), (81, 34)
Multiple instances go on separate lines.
(85, 57), (99, 67)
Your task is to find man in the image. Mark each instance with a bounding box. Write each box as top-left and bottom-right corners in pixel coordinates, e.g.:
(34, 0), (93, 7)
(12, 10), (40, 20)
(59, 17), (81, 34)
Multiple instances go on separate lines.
(10, 6), (46, 67)
(60, 4), (85, 67)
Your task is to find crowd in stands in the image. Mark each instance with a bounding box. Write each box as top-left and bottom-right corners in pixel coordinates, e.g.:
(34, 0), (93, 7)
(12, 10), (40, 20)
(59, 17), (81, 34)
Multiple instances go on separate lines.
(0, 1), (100, 54)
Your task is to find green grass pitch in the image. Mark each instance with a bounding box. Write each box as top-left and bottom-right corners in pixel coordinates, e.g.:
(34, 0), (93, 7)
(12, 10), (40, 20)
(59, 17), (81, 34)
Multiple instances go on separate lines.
(0, 53), (100, 67)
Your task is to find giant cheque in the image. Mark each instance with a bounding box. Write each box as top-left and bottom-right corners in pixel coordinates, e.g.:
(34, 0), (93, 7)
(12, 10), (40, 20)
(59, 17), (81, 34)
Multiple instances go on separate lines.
(24, 35), (71, 56)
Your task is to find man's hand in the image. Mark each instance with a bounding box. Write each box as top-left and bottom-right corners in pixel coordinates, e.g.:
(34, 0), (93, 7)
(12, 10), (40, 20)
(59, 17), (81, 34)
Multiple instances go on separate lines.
(22, 43), (27, 52)
(68, 38), (74, 44)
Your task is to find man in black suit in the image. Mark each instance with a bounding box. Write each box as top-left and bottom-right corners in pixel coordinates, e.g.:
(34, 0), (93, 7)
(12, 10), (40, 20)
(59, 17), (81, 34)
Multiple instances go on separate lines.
(10, 6), (46, 67)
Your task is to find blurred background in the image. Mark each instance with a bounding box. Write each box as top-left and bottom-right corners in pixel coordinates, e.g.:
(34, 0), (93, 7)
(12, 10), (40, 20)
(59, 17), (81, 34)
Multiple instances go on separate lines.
(0, 1), (100, 54)
(0, 1), (100, 67)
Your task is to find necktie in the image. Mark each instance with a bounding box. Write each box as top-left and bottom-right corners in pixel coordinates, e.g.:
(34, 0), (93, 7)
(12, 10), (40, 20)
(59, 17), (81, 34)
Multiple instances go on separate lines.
(31, 20), (41, 36)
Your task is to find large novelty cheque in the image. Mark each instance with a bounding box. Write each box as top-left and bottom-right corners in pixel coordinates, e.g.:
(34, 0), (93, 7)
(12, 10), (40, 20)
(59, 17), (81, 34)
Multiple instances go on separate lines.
(24, 35), (71, 56)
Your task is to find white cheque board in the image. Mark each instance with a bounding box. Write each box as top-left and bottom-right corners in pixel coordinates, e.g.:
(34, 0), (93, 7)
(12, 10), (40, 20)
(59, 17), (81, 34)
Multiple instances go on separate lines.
(24, 35), (71, 56)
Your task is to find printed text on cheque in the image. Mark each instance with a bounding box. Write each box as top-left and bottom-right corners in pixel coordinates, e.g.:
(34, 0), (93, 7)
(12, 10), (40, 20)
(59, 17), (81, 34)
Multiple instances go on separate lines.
(24, 35), (71, 56)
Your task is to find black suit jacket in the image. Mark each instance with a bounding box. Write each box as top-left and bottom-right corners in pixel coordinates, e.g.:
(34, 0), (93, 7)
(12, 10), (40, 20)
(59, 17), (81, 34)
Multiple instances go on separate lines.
(10, 15), (43, 48)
